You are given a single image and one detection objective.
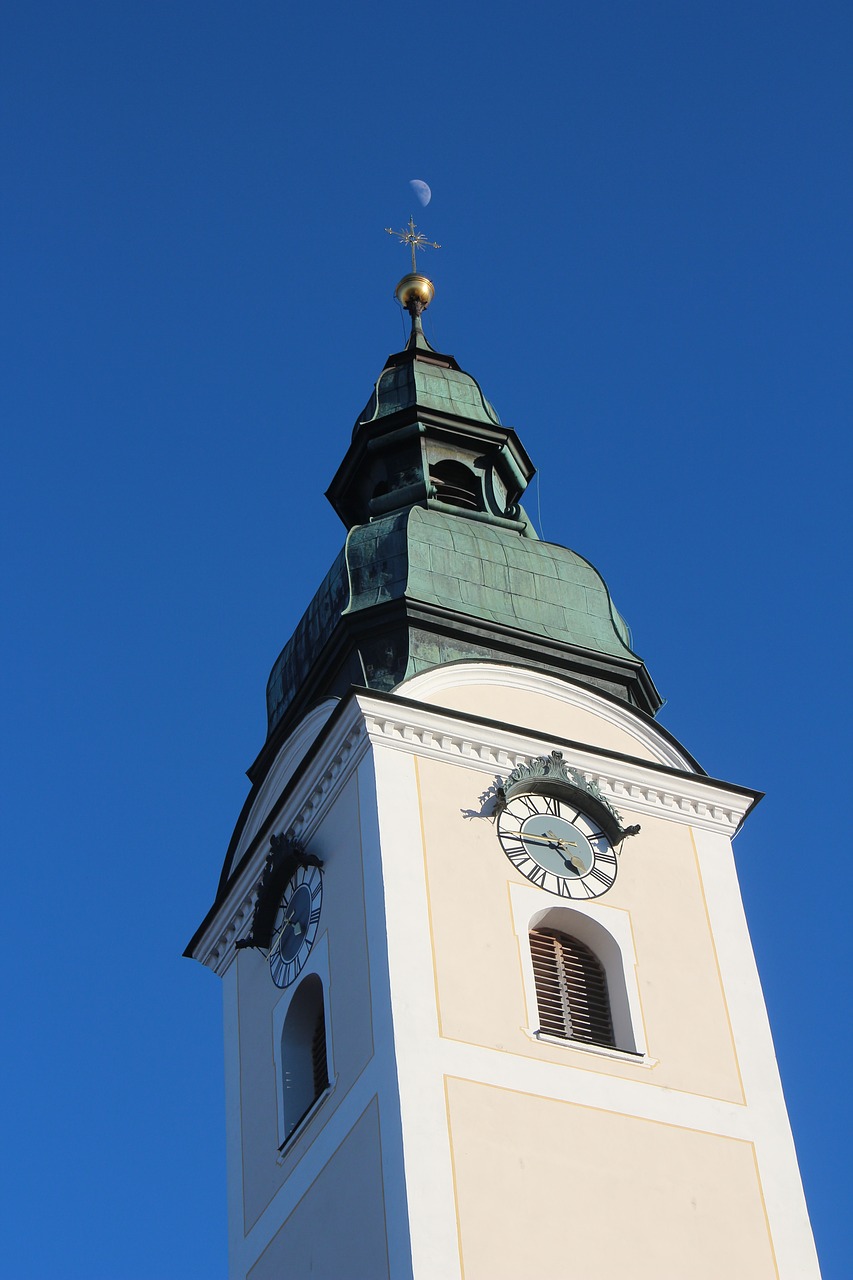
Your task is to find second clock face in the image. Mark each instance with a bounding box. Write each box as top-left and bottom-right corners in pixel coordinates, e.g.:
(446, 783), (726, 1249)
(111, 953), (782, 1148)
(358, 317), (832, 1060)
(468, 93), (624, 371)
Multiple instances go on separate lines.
(497, 791), (618, 899)
(268, 863), (323, 988)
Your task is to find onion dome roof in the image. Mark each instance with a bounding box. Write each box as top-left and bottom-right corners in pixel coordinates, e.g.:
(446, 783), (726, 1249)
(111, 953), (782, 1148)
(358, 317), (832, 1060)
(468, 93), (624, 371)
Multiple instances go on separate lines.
(264, 506), (656, 740)
(355, 323), (501, 432)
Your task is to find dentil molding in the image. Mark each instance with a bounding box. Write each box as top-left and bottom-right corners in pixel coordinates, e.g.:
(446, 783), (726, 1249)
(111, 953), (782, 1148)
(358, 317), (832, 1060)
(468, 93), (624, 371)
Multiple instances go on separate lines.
(195, 688), (754, 974)
(358, 697), (754, 836)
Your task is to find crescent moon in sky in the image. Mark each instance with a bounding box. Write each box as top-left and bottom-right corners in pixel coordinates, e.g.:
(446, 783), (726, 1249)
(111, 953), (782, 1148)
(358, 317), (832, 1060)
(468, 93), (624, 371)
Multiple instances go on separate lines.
(409, 179), (432, 207)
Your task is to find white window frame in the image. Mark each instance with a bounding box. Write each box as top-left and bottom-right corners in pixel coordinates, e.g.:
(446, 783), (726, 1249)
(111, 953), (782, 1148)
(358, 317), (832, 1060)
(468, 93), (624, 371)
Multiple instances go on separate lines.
(271, 932), (336, 1151)
(509, 881), (651, 1063)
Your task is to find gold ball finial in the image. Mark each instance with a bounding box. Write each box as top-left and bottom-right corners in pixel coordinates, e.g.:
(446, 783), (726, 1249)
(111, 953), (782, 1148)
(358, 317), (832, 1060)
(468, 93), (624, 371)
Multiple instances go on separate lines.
(395, 272), (435, 314)
(386, 216), (440, 316)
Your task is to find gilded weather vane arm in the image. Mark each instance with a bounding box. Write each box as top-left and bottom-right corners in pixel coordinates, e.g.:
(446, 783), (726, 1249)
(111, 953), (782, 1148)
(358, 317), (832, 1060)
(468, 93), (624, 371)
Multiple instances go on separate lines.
(385, 214), (441, 273)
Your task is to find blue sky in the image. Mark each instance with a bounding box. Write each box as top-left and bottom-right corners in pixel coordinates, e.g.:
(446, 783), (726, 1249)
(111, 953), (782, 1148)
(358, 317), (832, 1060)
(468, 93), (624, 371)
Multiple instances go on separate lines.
(2, 2), (850, 1275)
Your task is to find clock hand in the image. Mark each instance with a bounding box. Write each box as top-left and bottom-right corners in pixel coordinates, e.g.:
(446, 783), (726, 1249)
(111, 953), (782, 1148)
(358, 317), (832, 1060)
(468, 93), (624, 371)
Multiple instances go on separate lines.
(548, 847), (585, 873)
(508, 823), (592, 876)
(518, 830), (586, 874)
(276, 909), (303, 940)
(522, 831), (579, 850)
(542, 830), (579, 847)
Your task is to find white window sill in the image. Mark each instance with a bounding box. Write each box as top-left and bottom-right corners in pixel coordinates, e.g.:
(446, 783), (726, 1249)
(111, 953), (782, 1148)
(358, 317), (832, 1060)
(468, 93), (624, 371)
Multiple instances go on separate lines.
(525, 1027), (658, 1068)
(276, 1078), (337, 1162)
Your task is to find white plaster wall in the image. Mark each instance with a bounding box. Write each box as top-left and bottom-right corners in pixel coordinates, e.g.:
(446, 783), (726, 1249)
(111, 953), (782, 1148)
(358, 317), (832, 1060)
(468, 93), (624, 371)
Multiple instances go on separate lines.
(208, 678), (818, 1279)
(363, 678), (820, 1279)
(692, 825), (821, 1278)
(371, 741), (463, 1280)
(235, 771), (374, 1232)
(217, 729), (414, 1280)
(246, 1098), (391, 1280)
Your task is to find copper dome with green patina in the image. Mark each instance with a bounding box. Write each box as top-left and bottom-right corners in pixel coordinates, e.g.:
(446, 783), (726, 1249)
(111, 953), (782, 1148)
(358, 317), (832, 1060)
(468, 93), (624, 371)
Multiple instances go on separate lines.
(259, 314), (661, 756)
(355, 321), (501, 432)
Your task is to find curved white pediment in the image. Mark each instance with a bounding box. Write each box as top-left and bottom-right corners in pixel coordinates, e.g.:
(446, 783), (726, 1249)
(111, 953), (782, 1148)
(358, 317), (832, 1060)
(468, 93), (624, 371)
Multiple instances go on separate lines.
(397, 663), (696, 772)
(233, 698), (340, 864)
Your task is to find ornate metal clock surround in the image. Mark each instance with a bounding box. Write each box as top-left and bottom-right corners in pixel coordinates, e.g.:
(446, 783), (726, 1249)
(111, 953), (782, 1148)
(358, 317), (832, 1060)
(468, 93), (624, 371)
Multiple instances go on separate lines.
(490, 751), (640, 900)
(236, 831), (324, 954)
(492, 751), (640, 842)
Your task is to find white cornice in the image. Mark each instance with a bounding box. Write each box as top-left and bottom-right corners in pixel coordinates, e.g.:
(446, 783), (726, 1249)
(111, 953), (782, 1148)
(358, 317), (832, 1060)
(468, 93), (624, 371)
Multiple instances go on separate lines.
(191, 701), (370, 975)
(357, 693), (755, 837)
(193, 684), (755, 977)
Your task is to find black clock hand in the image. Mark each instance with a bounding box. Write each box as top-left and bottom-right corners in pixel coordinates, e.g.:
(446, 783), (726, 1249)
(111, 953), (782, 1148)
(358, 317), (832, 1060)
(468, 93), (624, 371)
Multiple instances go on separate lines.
(552, 848), (584, 873)
(540, 833), (586, 874)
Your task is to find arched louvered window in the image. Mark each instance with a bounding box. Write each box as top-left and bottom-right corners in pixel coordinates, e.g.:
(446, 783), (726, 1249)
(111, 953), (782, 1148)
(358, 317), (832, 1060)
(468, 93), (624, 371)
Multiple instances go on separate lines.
(281, 974), (330, 1141)
(429, 459), (481, 511)
(530, 928), (615, 1048)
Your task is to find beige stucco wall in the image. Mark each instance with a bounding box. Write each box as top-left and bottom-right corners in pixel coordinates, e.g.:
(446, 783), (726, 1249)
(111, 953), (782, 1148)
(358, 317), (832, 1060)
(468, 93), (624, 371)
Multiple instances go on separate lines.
(446, 1076), (777, 1279)
(247, 1097), (391, 1280)
(236, 769), (375, 1230)
(216, 681), (815, 1279)
(415, 751), (744, 1102)
(418, 678), (666, 762)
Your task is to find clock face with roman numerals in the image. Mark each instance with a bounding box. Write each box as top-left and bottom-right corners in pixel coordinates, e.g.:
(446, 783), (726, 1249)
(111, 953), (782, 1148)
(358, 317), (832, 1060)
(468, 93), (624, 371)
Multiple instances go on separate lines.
(268, 863), (323, 988)
(497, 790), (618, 899)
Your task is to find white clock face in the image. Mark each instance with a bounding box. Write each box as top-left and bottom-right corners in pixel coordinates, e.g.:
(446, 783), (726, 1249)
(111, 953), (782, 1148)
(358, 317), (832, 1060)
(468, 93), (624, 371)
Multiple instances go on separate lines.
(497, 791), (618, 899)
(268, 863), (323, 988)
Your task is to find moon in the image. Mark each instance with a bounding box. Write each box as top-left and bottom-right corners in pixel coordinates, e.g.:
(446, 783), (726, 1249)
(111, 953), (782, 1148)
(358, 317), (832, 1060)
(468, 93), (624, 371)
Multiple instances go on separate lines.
(409, 179), (431, 207)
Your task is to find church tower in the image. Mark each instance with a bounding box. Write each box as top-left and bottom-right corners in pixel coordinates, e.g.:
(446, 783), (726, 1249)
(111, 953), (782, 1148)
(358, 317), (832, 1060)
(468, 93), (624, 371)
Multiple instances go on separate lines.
(186, 251), (820, 1279)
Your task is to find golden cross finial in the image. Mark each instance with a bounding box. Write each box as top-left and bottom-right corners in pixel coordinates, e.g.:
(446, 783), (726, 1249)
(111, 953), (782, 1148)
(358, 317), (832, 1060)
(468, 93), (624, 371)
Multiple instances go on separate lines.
(385, 215), (441, 273)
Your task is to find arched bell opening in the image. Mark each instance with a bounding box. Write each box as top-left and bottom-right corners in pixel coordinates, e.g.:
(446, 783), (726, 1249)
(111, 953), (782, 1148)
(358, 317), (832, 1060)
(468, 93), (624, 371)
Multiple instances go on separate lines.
(429, 459), (482, 512)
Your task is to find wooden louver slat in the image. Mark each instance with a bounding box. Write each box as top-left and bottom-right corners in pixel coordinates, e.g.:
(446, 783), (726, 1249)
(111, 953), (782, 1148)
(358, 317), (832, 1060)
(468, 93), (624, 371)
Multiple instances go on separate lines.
(530, 928), (615, 1047)
(311, 1003), (329, 1098)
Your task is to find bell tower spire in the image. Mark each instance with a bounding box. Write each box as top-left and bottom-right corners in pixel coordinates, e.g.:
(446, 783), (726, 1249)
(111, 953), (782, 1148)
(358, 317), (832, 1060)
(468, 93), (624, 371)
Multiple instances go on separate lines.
(186, 234), (821, 1280)
(251, 243), (663, 761)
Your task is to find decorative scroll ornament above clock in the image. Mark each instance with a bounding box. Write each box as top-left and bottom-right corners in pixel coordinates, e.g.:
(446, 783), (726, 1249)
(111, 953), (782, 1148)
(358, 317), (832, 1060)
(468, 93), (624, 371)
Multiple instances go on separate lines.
(493, 750), (641, 847)
(236, 831), (324, 953)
